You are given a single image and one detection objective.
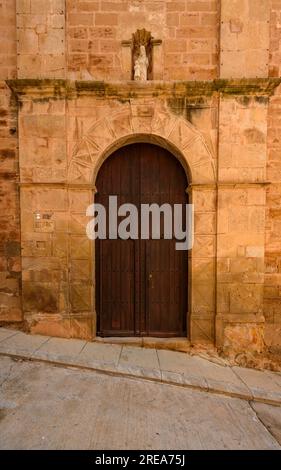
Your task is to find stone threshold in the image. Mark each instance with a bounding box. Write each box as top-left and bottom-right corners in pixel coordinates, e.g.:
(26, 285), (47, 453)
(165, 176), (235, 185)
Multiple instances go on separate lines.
(0, 328), (281, 407)
(94, 336), (191, 352)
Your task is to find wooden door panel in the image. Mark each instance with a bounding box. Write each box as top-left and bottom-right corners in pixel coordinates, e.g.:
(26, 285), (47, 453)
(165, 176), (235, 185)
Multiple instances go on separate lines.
(146, 239), (187, 336)
(96, 145), (139, 336)
(98, 239), (135, 336)
(139, 144), (187, 336)
(96, 143), (188, 337)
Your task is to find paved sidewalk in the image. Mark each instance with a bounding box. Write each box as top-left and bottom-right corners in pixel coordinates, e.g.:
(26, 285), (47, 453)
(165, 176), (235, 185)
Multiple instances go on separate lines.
(1, 357), (280, 450)
(0, 327), (281, 405)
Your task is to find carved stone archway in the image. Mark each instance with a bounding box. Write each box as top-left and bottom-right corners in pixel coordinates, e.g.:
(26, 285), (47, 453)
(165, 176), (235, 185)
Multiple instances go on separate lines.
(68, 103), (217, 344)
(68, 103), (216, 186)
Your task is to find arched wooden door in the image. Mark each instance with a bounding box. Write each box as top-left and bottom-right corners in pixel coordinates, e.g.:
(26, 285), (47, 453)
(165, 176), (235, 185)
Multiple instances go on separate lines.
(95, 143), (188, 337)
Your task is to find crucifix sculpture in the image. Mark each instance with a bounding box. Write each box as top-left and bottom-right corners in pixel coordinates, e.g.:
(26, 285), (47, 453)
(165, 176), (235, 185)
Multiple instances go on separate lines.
(122, 29), (162, 81)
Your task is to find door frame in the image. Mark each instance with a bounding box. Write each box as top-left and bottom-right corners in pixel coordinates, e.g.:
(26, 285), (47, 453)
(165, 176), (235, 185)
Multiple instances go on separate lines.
(93, 139), (191, 339)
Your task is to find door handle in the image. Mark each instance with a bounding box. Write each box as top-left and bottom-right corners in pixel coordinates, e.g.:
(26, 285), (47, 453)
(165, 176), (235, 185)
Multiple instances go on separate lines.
(148, 273), (154, 289)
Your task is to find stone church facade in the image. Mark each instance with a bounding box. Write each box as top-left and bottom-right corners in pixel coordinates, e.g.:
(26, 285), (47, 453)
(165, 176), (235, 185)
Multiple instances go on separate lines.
(1, 0), (281, 366)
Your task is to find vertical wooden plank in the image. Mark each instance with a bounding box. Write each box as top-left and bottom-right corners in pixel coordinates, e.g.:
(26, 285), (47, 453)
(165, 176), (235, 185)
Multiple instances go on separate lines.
(144, 145), (188, 337)
(96, 143), (188, 337)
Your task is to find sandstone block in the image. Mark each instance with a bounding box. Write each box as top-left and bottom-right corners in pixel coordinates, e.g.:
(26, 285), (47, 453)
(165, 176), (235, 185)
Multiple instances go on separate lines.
(249, 0), (269, 21)
(39, 30), (65, 54)
(166, 13), (179, 27)
(52, 233), (68, 259)
(70, 259), (90, 281)
(101, 1), (127, 11)
(70, 284), (92, 312)
(229, 284), (263, 314)
(192, 235), (216, 258)
(23, 281), (59, 313)
(166, 1), (185, 12)
(180, 13), (200, 26)
(223, 323), (265, 355)
(68, 13), (94, 26)
(192, 282), (215, 314)
(165, 39), (187, 53)
(17, 0), (32, 14)
(95, 13), (118, 26)
(192, 258), (215, 281)
(30, 317), (71, 338)
(18, 30), (39, 54)
(194, 212), (216, 234)
(246, 246), (264, 258)
(190, 317), (215, 343)
(21, 115), (65, 138)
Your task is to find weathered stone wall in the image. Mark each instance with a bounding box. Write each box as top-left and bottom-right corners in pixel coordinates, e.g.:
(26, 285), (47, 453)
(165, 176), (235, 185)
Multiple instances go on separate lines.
(67, 0), (219, 80)
(0, 1), (21, 324)
(269, 0), (281, 77)
(16, 82), (217, 341)
(0, 0), (281, 364)
(0, 83), (21, 325)
(220, 0), (270, 78)
(216, 94), (268, 356)
(264, 84), (281, 356)
(14, 0), (220, 81)
(17, 0), (66, 78)
(13, 0), (281, 81)
(0, 0), (17, 80)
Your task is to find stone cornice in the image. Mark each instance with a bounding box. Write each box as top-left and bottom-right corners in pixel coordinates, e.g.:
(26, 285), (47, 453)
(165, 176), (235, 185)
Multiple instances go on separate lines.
(188, 182), (271, 191)
(18, 181), (271, 189)
(6, 78), (281, 101)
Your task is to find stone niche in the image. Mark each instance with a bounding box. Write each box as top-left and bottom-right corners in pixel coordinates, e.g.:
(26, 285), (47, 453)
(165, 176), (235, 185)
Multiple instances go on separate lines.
(7, 78), (281, 362)
(121, 28), (162, 81)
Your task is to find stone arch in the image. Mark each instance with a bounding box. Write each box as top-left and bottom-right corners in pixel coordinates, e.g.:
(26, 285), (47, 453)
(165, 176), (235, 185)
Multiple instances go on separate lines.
(68, 105), (216, 185)
(67, 103), (217, 344)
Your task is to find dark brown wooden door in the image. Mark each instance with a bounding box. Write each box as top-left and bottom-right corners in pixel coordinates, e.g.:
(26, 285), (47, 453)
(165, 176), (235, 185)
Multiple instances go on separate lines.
(96, 143), (188, 337)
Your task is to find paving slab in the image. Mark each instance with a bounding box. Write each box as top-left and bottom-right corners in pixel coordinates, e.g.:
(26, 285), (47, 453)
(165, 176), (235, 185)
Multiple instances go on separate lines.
(75, 341), (121, 371)
(265, 369), (281, 389)
(0, 328), (281, 405)
(0, 357), (280, 450)
(233, 366), (281, 403)
(0, 328), (20, 342)
(251, 402), (281, 445)
(117, 346), (161, 379)
(157, 349), (208, 389)
(32, 337), (87, 363)
(119, 346), (159, 368)
(0, 331), (49, 357)
(192, 356), (251, 398)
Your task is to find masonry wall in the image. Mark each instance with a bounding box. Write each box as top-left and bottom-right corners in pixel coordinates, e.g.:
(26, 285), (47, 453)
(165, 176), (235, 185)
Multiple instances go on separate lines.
(267, 0), (281, 356)
(0, 1), (21, 325)
(15, 0), (219, 80)
(67, 0), (219, 80)
(264, 84), (281, 356)
(0, 0), (281, 363)
(216, 95), (268, 356)
(14, 0), (281, 81)
(269, 0), (281, 77)
(220, 0), (270, 78)
(16, 0), (66, 78)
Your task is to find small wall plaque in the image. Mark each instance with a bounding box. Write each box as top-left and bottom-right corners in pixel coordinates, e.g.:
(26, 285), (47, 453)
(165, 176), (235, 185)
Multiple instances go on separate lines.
(33, 212), (55, 233)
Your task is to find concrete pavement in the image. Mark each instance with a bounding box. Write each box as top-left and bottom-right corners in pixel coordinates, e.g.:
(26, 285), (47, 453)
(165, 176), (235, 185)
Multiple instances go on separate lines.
(0, 328), (281, 405)
(0, 356), (280, 450)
